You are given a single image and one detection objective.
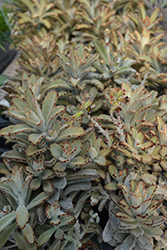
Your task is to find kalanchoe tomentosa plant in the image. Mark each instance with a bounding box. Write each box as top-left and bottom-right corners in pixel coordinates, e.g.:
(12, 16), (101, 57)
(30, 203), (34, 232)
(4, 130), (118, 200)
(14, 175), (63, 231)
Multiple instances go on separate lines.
(2, 0), (167, 249)
(103, 177), (164, 250)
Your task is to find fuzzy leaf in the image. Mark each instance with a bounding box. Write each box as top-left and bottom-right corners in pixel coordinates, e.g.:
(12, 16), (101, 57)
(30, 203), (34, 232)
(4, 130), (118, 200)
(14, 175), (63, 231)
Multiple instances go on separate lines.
(0, 125), (12, 136)
(28, 132), (46, 145)
(22, 223), (35, 244)
(131, 227), (143, 239)
(104, 182), (118, 191)
(16, 205), (29, 229)
(10, 124), (34, 134)
(116, 67), (136, 75)
(94, 40), (109, 65)
(47, 79), (72, 90)
(43, 180), (54, 193)
(0, 211), (16, 233)
(144, 227), (163, 237)
(64, 181), (91, 196)
(38, 227), (55, 246)
(47, 106), (66, 128)
(117, 147), (132, 157)
(0, 222), (17, 249)
(13, 230), (36, 250)
(89, 79), (104, 91)
(68, 156), (87, 168)
(29, 178), (41, 190)
(41, 169), (55, 179)
(56, 127), (85, 143)
(119, 235), (135, 250)
(49, 143), (63, 159)
(26, 145), (46, 157)
(52, 177), (67, 189)
(67, 169), (99, 180)
(115, 212), (136, 222)
(42, 91), (58, 120)
(94, 156), (107, 166)
(27, 192), (51, 210)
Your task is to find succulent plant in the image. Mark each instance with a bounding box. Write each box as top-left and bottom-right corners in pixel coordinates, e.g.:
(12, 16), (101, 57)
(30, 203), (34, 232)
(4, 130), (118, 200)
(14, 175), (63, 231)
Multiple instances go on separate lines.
(2, 0), (167, 249)
(119, 3), (163, 34)
(72, 0), (121, 44)
(17, 34), (62, 80)
(57, 44), (102, 93)
(37, 200), (77, 248)
(0, 165), (51, 249)
(103, 178), (164, 250)
(126, 27), (164, 64)
(140, 43), (167, 90)
(113, 0), (140, 13)
(5, 72), (45, 104)
(97, 82), (166, 136)
(52, 0), (79, 41)
(93, 29), (136, 85)
(11, 0), (58, 45)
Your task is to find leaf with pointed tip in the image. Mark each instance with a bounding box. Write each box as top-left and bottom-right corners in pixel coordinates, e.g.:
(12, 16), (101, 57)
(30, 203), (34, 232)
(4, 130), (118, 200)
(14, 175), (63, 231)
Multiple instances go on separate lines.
(27, 192), (51, 210)
(2, 150), (27, 163)
(38, 227), (55, 246)
(25, 88), (43, 119)
(117, 147), (132, 157)
(13, 230), (37, 250)
(115, 212), (136, 222)
(94, 40), (109, 65)
(116, 67), (136, 75)
(0, 222), (17, 249)
(56, 127), (85, 143)
(42, 91), (58, 121)
(140, 216), (164, 227)
(0, 211), (16, 233)
(47, 106), (66, 128)
(12, 96), (29, 110)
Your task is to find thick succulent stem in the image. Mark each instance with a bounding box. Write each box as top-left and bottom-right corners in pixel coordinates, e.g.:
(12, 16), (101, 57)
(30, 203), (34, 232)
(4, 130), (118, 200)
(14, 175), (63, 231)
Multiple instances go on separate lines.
(87, 114), (111, 147)
(110, 112), (125, 142)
